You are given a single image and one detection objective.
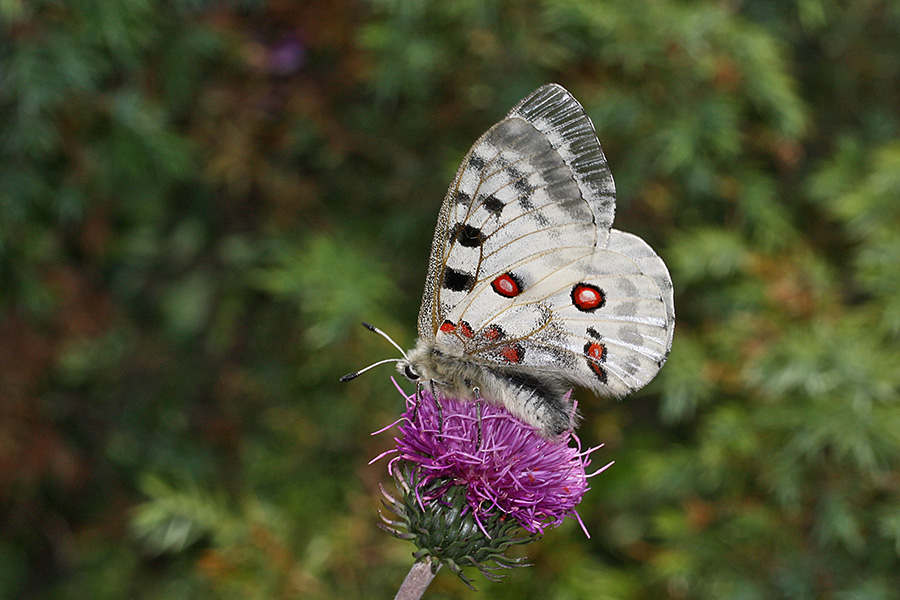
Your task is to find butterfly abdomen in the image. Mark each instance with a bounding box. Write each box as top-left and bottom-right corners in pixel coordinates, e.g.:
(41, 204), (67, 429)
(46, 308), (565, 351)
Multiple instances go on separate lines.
(401, 340), (576, 438)
(482, 365), (578, 437)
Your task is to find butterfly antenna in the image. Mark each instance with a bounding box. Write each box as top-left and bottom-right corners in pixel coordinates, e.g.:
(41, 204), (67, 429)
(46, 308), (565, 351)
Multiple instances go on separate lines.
(339, 322), (409, 382)
(361, 321), (409, 360)
(339, 358), (401, 382)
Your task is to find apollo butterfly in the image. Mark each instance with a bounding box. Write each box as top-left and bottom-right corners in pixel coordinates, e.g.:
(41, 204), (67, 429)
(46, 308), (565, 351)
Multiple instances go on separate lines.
(343, 84), (675, 439)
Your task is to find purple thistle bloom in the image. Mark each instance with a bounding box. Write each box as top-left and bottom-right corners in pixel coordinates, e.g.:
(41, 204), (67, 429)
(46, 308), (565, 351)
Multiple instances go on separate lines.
(376, 379), (608, 537)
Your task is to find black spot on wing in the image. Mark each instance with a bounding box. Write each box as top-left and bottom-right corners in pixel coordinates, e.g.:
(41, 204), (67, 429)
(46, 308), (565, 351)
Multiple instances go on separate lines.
(469, 154), (486, 170)
(443, 267), (475, 292)
(508, 166), (534, 193)
(529, 199), (550, 226)
(455, 190), (471, 206)
(483, 194), (504, 215)
(451, 223), (485, 248)
(518, 193), (550, 226)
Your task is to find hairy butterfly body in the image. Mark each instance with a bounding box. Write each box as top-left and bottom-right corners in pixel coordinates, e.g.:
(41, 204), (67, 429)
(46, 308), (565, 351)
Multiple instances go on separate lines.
(391, 84), (674, 439)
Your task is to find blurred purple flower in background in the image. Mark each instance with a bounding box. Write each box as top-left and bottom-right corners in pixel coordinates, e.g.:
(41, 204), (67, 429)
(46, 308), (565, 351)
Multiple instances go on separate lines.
(267, 34), (306, 75)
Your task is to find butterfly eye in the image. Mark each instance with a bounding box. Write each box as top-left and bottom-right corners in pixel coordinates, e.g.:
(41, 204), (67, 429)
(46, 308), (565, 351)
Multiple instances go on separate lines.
(403, 365), (420, 381)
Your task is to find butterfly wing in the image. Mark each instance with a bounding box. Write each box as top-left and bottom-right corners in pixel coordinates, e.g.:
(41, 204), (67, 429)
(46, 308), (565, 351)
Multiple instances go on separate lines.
(417, 84), (616, 338)
(605, 229), (676, 356)
(437, 236), (673, 396)
(416, 83), (673, 398)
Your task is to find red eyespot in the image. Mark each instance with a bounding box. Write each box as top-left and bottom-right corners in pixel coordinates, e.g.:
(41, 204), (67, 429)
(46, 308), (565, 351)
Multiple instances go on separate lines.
(483, 324), (504, 340)
(500, 343), (525, 364)
(571, 283), (605, 312)
(491, 272), (522, 298)
(439, 320), (456, 333)
(589, 362), (607, 383)
(584, 341), (608, 383)
(459, 321), (474, 338)
(585, 341), (606, 362)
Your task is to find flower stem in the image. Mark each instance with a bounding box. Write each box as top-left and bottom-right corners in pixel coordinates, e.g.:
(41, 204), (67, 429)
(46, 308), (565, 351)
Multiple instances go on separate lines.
(394, 558), (440, 600)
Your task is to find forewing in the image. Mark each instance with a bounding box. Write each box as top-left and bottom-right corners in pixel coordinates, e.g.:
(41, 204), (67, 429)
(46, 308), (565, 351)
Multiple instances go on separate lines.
(417, 84), (616, 338)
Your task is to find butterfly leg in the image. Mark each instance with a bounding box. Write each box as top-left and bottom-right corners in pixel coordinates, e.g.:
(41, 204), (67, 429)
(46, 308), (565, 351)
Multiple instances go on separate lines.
(411, 380), (424, 425)
(473, 387), (483, 450)
(429, 380), (444, 434)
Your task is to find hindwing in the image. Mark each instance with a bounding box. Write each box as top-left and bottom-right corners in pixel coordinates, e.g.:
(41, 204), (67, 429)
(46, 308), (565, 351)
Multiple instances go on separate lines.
(433, 232), (672, 396)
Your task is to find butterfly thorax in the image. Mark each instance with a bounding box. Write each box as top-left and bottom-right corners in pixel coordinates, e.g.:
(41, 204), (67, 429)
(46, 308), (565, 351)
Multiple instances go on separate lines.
(398, 339), (576, 439)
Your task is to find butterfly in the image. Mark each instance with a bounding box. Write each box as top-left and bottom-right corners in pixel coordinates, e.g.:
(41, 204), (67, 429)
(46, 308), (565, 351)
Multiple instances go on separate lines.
(344, 84), (674, 439)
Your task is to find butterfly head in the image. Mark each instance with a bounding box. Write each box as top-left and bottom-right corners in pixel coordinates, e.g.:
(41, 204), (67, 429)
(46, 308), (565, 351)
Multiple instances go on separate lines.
(338, 322), (440, 388)
(398, 360), (421, 382)
(396, 343), (437, 385)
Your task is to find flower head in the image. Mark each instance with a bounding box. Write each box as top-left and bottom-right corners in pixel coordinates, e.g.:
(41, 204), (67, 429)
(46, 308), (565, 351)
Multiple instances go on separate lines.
(375, 380), (609, 587)
(395, 385), (595, 534)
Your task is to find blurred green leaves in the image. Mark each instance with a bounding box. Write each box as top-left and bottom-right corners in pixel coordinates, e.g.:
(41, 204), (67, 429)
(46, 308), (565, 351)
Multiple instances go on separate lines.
(253, 235), (397, 350)
(133, 475), (231, 555)
(2, 0), (900, 599)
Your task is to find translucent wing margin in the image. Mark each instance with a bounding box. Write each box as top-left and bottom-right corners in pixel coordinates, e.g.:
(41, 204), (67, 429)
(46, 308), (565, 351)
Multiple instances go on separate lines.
(509, 84), (617, 239)
(418, 84), (616, 338)
(606, 230), (675, 355)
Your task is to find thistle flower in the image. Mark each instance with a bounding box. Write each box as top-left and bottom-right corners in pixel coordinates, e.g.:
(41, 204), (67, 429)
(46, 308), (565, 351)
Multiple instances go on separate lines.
(374, 380), (610, 592)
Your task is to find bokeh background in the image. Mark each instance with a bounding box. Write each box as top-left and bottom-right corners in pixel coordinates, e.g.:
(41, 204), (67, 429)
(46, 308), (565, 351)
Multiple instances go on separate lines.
(3, 1), (900, 598)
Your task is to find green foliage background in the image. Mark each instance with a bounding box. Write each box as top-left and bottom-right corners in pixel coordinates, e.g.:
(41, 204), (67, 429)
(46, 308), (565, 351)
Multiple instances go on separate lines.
(2, 1), (899, 598)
